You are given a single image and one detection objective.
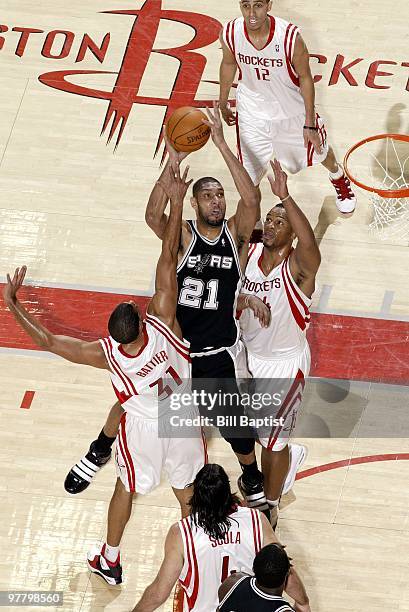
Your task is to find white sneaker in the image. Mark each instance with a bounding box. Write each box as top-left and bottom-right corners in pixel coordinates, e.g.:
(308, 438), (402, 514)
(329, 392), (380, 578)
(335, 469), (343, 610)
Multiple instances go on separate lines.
(330, 173), (357, 214)
(282, 444), (308, 495)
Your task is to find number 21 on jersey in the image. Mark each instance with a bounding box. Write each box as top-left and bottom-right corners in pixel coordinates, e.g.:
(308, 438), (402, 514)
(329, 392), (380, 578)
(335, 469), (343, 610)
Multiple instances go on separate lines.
(179, 277), (219, 310)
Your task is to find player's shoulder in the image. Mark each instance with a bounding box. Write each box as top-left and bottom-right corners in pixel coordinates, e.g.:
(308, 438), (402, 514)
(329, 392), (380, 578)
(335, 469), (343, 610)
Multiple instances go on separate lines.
(222, 16), (244, 34)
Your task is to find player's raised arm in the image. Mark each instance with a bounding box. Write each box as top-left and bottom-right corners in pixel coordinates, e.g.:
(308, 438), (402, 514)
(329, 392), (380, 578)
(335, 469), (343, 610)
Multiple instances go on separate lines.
(203, 103), (260, 259)
(147, 164), (192, 336)
(268, 160), (320, 294)
(292, 34), (322, 155)
(131, 524), (184, 612)
(219, 32), (238, 126)
(145, 129), (190, 240)
(3, 267), (108, 369)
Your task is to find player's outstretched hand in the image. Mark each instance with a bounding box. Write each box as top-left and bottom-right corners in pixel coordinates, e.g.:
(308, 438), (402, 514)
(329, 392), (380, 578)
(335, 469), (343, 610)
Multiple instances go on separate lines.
(220, 103), (236, 126)
(160, 164), (193, 204)
(267, 159), (290, 201)
(203, 101), (225, 148)
(163, 126), (189, 174)
(303, 126), (322, 155)
(3, 266), (27, 305)
(247, 295), (271, 328)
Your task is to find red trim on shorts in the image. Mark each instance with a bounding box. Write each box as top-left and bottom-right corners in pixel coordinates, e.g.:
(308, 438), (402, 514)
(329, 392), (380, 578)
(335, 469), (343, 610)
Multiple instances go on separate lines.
(244, 15), (275, 50)
(267, 370), (305, 449)
(118, 324), (149, 358)
(235, 112), (243, 163)
(118, 413), (136, 492)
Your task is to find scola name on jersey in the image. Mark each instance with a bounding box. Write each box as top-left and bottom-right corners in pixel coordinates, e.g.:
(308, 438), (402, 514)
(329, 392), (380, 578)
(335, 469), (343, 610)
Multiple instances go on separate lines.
(187, 254), (233, 270)
(237, 53), (283, 68)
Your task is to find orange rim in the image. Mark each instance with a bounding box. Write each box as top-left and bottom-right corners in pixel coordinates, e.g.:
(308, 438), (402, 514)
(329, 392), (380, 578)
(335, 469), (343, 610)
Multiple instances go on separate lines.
(344, 133), (409, 199)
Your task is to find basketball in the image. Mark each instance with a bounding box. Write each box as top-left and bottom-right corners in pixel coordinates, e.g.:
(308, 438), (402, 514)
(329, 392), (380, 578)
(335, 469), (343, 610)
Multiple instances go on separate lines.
(166, 106), (211, 153)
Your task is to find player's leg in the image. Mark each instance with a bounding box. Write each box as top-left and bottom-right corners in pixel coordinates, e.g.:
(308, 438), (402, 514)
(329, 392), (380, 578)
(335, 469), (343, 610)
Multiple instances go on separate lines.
(172, 486), (194, 518)
(64, 401), (123, 494)
(236, 110), (274, 186)
(273, 113), (356, 213)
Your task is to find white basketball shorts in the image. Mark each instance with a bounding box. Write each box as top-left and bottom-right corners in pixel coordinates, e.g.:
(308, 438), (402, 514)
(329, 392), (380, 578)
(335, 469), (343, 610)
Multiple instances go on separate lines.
(236, 108), (329, 184)
(246, 343), (311, 451)
(115, 412), (207, 494)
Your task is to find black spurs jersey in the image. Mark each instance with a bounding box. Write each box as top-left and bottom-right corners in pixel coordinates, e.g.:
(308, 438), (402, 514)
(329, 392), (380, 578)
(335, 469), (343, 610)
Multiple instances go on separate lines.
(219, 576), (295, 612)
(176, 220), (242, 356)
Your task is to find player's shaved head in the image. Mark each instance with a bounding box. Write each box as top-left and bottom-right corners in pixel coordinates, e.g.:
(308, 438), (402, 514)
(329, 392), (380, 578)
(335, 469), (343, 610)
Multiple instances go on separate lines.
(192, 177), (223, 199)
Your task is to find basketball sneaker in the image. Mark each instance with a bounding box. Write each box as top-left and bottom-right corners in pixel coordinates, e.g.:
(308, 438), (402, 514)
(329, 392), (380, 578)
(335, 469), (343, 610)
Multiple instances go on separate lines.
(64, 440), (111, 494)
(238, 473), (269, 516)
(87, 544), (123, 586)
(330, 172), (357, 214)
(282, 443), (308, 495)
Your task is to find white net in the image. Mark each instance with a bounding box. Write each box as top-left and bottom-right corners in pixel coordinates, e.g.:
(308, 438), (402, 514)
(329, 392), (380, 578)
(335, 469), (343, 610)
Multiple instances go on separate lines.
(346, 135), (409, 241)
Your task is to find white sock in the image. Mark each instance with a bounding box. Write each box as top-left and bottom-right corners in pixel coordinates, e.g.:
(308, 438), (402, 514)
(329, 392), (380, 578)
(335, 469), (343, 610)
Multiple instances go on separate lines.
(329, 164), (343, 180)
(103, 543), (120, 563)
(267, 499), (279, 508)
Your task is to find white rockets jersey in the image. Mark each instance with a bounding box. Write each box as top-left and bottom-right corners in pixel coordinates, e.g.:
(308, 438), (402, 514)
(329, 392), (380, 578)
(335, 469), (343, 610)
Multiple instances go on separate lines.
(240, 243), (312, 359)
(178, 506), (263, 612)
(222, 15), (305, 120)
(100, 313), (191, 419)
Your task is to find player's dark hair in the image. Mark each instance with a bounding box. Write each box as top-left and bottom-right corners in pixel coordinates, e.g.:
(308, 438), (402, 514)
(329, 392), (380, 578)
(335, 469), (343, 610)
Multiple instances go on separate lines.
(253, 544), (291, 589)
(189, 464), (241, 540)
(273, 203), (285, 209)
(108, 303), (140, 344)
(192, 177), (222, 199)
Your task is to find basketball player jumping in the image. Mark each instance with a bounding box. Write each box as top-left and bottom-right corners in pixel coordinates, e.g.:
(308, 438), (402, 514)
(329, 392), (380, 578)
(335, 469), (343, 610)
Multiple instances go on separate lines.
(67, 104), (273, 513)
(3, 165), (206, 586)
(237, 158), (320, 528)
(219, 0), (357, 214)
(132, 464), (310, 611)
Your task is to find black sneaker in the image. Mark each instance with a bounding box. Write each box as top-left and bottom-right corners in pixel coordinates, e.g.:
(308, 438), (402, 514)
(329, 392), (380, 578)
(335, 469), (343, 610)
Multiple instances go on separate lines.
(64, 440), (112, 494)
(237, 474), (269, 515)
(87, 545), (123, 586)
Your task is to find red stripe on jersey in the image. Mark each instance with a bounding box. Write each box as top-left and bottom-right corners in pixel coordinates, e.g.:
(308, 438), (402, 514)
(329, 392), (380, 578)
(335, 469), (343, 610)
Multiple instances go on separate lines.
(102, 338), (133, 396)
(118, 413), (136, 492)
(283, 259), (310, 317)
(118, 324), (149, 358)
(146, 314), (190, 354)
(107, 337), (138, 395)
(247, 242), (257, 262)
(225, 20), (234, 56)
(111, 381), (132, 405)
(250, 510), (260, 554)
(185, 521), (199, 609)
(282, 267), (306, 330)
(179, 520), (199, 610)
(180, 520), (193, 589)
(257, 248), (265, 274)
(255, 510), (262, 552)
(284, 24), (300, 86)
(146, 318), (191, 363)
(231, 20), (236, 55)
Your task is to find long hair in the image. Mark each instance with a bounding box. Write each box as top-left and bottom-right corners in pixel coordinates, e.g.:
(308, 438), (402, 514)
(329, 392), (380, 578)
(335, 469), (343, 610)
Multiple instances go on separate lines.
(189, 464), (240, 540)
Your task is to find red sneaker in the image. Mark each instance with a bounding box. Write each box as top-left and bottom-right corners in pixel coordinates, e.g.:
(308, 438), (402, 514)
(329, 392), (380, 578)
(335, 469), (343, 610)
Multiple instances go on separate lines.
(330, 173), (357, 213)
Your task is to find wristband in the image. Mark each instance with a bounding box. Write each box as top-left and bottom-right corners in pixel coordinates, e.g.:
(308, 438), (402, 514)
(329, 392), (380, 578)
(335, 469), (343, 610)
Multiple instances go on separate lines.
(281, 194), (291, 203)
(244, 294), (250, 308)
(303, 125), (319, 131)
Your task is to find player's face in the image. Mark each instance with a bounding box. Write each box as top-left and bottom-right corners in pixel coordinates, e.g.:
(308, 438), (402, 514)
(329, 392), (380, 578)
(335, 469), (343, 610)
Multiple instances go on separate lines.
(262, 208), (293, 247)
(239, 0), (271, 31)
(192, 183), (226, 227)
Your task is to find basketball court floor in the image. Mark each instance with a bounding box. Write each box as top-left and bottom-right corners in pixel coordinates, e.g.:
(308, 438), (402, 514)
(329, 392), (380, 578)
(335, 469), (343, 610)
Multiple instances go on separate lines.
(0, 1), (408, 610)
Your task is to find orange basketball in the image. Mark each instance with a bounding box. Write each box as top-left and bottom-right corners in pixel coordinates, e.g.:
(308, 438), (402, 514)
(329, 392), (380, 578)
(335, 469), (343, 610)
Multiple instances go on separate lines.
(166, 106), (211, 153)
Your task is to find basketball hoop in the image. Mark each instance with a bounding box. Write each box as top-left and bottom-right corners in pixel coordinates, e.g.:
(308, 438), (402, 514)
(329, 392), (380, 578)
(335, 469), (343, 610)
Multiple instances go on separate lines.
(344, 133), (409, 241)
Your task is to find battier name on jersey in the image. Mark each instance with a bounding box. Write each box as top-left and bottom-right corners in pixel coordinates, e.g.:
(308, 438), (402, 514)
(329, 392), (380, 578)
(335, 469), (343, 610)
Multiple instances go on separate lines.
(136, 350), (168, 378)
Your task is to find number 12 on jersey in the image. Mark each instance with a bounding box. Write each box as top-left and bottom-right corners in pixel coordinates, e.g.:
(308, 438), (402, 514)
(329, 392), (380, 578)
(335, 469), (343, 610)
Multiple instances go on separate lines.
(179, 277), (219, 310)
(255, 67), (270, 81)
